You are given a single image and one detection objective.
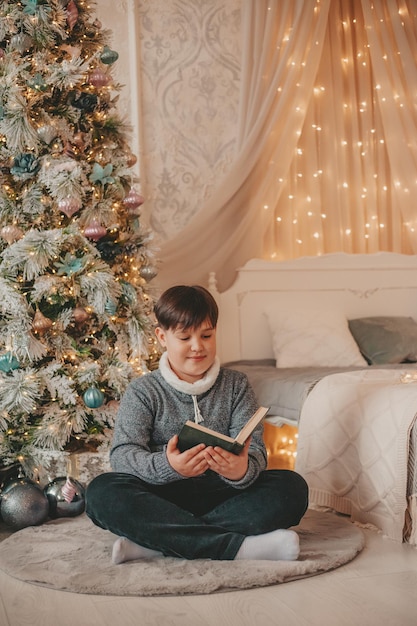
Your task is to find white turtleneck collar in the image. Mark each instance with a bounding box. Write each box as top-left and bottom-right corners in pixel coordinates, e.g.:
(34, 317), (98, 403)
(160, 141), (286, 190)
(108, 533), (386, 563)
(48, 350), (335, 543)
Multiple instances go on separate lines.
(158, 351), (220, 395)
(158, 352), (221, 423)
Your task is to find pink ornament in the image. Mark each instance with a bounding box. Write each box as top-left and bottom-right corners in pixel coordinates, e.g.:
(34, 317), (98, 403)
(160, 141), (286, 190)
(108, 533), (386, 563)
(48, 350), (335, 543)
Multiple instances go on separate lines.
(1, 225), (23, 244)
(63, 142), (76, 158)
(88, 68), (110, 88)
(72, 307), (89, 324)
(58, 197), (81, 218)
(123, 189), (144, 210)
(32, 309), (53, 334)
(73, 132), (86, 148)
(61, 477), (77, 503)
(66, 0), (79, 30)
(126, 153), (137, 167)
(84, 220), (107, 241)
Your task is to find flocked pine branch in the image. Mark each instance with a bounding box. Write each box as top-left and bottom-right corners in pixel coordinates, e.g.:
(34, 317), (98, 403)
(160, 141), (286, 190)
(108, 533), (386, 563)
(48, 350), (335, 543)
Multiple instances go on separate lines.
(38, 158), (86, 202)
(23, 4), (68, 44)
(32, 405), (89, 450)
(49, 56), (93, 90)
(40, 363), (78, 406)
(0, 0), (161, 475)
(0, 93), (40, 153)
(21, 184), (45, 218)
(0, 368), (39, 414)
(1, 229), (63, 280)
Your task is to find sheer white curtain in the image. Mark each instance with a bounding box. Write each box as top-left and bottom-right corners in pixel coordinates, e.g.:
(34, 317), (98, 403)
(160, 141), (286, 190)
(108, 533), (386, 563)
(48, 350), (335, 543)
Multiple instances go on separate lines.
(156, 0), (330, 291)
(268, 0), (417, 260)
(361, 0), (417, 244)
(156, 0), (417, 292)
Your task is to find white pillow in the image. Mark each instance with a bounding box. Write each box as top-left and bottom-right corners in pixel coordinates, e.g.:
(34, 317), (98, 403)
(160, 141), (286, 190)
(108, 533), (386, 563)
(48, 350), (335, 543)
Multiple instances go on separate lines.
(265, 307), (367, 368)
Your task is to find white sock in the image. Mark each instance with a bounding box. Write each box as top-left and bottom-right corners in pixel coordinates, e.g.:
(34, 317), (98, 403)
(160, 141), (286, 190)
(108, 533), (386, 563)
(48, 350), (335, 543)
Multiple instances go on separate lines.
(235, 529), (300, 561)
(112, 537), (163, 564)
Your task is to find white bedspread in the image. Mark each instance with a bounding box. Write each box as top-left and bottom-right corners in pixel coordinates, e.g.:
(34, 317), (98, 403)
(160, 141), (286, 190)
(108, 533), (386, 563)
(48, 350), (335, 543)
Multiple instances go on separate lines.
(295, 369), (417, 542)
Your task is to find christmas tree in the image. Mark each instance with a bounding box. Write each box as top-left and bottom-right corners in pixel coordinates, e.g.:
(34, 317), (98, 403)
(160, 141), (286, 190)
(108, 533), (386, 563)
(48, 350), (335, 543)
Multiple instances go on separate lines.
(0, 0), (159, 478)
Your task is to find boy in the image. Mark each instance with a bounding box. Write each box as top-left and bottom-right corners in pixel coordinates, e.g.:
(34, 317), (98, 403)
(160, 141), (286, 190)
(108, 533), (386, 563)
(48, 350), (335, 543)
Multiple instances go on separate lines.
(86, 285), (308, 562)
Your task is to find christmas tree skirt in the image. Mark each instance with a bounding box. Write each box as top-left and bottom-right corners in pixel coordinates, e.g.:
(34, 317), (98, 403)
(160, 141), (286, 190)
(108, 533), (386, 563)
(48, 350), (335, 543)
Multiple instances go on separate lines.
(0, 509), (365, 596)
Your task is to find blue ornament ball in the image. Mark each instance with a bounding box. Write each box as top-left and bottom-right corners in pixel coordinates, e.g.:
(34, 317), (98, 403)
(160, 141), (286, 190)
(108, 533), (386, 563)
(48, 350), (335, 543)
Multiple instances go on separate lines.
(44, 476), (86, 518)
(0, 352), (20, 373)
(0, 483), (50, 530)
(83, 386), (105, 408)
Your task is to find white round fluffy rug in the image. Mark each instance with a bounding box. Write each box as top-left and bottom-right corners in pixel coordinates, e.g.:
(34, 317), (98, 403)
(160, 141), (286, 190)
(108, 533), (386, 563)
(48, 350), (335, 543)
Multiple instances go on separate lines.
(0, 509), (364, 596)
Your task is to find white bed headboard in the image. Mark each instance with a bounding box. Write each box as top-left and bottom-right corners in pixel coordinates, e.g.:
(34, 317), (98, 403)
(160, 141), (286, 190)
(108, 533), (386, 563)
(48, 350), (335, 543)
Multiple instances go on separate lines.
(209, 252), (417, 364)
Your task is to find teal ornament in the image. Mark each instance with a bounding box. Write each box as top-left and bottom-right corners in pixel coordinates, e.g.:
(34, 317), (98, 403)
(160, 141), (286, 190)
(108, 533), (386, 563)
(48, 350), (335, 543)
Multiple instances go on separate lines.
(100, 46), (119, 65)
(27, 72), (47, 92)
(89, 162), (114, 186)
(23, 0), (40, 15)
(105, 299), (117, 315)
(54, 253), (84, 276)
(0, 352), (20, 373)
(83, 386), (105, 409)
(10, 153), (40, 180)
(121, 281), (137, 306)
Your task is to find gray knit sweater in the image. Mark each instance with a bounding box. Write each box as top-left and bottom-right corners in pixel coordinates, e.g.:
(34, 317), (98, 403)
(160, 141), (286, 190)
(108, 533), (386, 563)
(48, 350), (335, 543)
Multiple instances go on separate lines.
(110, 366), (267, 489)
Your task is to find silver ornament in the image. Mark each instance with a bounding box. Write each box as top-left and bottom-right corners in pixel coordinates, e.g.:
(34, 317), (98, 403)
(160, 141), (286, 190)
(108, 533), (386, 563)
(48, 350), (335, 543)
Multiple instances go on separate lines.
(139, 265), (158, 281)
(0, 483), (49, 530)
(10, 33), (33, 53)
(37, 124), (57, 145)
(44, 476), (85, 518)
(0, 474), (32, 496)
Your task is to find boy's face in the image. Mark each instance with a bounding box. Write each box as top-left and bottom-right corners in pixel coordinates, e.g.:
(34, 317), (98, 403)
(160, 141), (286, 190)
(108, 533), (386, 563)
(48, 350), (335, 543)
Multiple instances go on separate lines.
(155, 319), (217, 383)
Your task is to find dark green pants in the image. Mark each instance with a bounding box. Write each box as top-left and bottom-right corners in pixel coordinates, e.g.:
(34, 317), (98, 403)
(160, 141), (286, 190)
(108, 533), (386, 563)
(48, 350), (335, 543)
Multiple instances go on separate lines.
(86, 469), (308, 560)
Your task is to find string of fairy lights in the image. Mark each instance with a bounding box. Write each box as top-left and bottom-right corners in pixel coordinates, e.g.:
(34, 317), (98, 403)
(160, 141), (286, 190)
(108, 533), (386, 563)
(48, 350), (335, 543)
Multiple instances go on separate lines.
(261, 1), (417, 261)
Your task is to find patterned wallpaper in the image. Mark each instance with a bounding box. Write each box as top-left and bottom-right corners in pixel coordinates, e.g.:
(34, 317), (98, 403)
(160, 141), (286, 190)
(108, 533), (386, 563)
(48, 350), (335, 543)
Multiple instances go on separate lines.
(98, 0), (242, 243)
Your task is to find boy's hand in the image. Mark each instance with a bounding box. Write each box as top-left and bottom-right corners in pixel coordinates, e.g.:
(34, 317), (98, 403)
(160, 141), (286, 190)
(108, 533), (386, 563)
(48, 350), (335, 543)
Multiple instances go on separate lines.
(203, 437), (250, 480)
(166, 435), (210, 477)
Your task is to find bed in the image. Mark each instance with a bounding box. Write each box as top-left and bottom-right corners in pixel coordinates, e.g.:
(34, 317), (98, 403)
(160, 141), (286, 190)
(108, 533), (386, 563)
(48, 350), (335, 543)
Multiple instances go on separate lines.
(208, 252), (417, 544)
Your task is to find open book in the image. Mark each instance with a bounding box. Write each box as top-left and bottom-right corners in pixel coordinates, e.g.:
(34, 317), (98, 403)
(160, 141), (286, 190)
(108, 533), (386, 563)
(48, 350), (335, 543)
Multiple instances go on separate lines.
(177, 406), (269, 455)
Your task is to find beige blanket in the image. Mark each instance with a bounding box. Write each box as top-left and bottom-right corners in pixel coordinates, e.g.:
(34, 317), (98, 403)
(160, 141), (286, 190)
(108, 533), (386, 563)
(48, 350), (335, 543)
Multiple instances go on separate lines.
(295, 369), (417, 542)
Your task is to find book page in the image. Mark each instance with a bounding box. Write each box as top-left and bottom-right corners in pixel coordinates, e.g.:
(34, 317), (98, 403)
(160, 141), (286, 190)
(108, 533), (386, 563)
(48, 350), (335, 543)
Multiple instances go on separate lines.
(182, 421), (236, 444)
(235, 406), (269, 445)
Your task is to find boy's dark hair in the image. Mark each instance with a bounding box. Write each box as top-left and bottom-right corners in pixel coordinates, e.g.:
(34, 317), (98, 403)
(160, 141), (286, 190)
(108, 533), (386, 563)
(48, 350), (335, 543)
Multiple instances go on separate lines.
(154, 285), (218, 331)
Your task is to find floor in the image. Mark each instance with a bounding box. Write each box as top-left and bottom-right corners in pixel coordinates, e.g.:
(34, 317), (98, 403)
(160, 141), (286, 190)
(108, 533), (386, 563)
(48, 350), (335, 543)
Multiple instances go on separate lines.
(0, 522), (416, 626)
(1, 429), (416, 626)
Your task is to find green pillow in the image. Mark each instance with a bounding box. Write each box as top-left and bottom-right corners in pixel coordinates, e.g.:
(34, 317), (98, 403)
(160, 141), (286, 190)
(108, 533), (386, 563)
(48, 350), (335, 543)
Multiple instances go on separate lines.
(348, 316), (417, 364)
